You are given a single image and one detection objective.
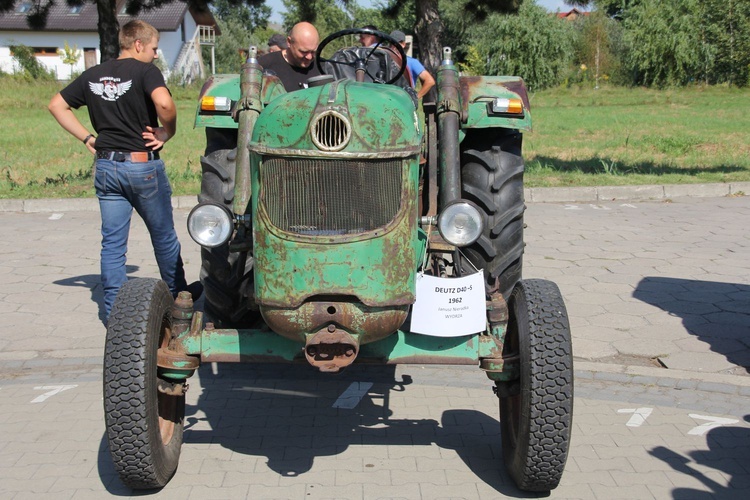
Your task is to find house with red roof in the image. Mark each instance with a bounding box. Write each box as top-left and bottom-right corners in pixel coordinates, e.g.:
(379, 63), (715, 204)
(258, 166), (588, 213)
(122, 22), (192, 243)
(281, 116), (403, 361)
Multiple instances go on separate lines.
(556, 8), (590, 21)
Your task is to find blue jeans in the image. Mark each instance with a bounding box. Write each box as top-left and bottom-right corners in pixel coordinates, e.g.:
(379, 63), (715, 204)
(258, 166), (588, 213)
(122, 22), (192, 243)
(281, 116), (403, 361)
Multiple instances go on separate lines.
(94, 158), (187, 318)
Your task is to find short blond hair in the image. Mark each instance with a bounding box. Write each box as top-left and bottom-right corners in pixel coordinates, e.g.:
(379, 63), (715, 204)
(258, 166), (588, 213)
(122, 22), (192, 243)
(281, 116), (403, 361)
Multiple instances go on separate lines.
(119, 20), (159, 50)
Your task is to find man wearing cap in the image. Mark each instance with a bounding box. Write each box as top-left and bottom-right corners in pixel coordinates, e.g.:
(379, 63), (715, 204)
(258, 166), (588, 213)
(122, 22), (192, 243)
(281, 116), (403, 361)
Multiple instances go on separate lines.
(268, 33), (288, 53)
(258, 21), (321, 92)
(390, 30), (435, 100)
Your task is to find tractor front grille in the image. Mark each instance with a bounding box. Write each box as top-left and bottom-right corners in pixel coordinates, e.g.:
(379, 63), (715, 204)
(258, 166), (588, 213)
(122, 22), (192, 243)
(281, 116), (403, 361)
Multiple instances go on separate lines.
(261, 157), (402, 235)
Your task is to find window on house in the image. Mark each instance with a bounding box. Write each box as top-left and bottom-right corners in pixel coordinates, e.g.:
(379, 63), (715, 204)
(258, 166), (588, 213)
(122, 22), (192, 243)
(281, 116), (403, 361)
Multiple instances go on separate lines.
(17, 2), (32, 13)
(34, 47), (59, 57)
(69, 5), (83, 15)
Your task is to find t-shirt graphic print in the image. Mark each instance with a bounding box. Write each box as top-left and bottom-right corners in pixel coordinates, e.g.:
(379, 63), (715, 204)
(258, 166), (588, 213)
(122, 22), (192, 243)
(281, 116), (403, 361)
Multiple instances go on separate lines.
(89, 78), (133, 102)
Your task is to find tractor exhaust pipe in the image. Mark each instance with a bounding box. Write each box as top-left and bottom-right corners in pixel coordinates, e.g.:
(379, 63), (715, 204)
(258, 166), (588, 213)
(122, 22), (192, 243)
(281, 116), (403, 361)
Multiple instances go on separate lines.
(437, 47), (462, 208)
(234, 46), (264, 216)
(304, 325), (360, 373)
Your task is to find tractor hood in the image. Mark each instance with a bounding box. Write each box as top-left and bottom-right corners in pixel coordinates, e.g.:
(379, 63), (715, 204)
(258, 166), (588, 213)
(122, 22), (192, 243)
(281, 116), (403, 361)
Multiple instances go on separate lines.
(249, 79), (422, 158)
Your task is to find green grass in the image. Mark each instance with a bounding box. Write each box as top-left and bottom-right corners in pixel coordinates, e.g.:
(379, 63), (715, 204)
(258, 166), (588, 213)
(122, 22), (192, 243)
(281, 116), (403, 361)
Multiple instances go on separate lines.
(523, 85), (750, 187)
(1, 78), (749, 198)
(0, 78), (206, 199)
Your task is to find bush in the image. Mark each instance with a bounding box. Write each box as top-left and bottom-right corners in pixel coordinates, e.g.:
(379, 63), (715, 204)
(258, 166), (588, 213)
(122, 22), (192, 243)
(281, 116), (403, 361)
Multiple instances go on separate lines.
(472, 2), (577, 91)
(10, 44), (55, 81)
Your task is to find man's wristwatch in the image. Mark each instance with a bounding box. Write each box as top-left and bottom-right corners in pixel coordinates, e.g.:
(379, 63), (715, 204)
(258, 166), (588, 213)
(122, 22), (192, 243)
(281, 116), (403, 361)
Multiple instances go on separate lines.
(82, 134), (95, 145)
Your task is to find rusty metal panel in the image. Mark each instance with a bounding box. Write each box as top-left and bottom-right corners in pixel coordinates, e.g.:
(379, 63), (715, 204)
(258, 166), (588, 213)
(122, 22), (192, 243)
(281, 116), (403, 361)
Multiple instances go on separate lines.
(261, 157), (402, 235)
(460, 76), (532, 131)
(192, 327), (483, 365)
(261, 300), (408, 344)
(252, 156), (421, 309)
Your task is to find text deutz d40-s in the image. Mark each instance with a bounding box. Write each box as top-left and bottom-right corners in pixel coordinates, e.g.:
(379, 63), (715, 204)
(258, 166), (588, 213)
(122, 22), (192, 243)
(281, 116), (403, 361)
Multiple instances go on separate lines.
(103, 29), (573, 492)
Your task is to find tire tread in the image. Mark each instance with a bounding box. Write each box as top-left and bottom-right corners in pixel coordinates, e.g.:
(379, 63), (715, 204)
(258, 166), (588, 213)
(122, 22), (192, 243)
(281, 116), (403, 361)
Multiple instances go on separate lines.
(103, 278), (182, 489)
(504, 279), (574, 491)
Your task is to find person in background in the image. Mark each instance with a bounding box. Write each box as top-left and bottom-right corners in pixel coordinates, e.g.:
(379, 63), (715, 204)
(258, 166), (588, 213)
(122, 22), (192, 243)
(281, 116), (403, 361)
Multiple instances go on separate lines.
(389, 30), (435, 100)
(258, 21), (321, 92)
(268, 33), (288, 53)
(359, 25), (381, 47)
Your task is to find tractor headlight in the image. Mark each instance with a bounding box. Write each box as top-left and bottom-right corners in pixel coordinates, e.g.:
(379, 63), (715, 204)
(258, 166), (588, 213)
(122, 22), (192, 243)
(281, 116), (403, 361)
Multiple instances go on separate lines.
(437, 200), (483, 247)
(187, 203), (233, 248)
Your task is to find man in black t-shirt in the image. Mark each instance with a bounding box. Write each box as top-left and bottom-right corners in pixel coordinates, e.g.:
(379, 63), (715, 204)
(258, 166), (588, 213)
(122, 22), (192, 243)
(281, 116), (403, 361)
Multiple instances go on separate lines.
(258, 22), (321, 92)
(48, 20), (198, 322)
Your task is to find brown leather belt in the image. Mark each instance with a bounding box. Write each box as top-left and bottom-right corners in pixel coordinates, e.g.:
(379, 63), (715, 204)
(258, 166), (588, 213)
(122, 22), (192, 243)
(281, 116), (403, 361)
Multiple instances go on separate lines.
(96, 151), (159, 162)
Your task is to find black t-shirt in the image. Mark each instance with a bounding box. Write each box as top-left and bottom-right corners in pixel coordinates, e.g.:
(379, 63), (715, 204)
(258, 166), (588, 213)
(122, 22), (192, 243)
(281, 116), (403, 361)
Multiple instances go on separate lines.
(258, 50), (321, 93)
(60, 58), (167, 152)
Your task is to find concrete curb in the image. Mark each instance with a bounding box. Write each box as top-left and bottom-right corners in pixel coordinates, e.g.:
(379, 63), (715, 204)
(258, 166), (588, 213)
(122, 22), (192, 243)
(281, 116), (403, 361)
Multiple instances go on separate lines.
(525, 181), (750, 204)
(575, 361), (750, 394)
(0, 195), (199, 213)
(1, 356), (747, 393)
(1, 182), (748, 213)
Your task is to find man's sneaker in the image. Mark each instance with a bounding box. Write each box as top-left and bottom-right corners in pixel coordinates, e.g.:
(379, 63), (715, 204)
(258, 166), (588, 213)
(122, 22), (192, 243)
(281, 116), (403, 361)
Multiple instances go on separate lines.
(185, 280), (204, 301)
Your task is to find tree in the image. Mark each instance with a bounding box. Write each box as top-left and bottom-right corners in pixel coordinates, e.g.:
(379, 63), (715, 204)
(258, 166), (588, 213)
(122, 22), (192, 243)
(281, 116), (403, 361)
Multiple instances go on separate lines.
(391, 0), (522, 77)
(470, 1), (576, 90)
(1, 0), (523, 77)
(213, 0), (270, 31)
(574, 9), (623, 87)
(58, 40), (82, 78)
(566, 0), (641, 19)
(209, 0), (271, 73)
(281, 0), (522, 76)
(278, 0), (415, 55)
(457, 46), (486, 76)
(702, 0), (750, 86)
(568, 0), (750, 87)
(281, 0), (357, 38)
(623, 0), (704, 87)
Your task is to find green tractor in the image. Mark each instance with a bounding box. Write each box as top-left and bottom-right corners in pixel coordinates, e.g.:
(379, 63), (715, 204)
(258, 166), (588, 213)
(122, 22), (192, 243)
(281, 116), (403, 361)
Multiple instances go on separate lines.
(103, 29), (573, 492)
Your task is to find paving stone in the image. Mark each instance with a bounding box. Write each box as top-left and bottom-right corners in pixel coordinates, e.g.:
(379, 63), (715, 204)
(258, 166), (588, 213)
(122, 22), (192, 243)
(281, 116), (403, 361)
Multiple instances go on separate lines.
(304, 483), (363, 499)
(363, 481), (422, 499)
(2, 196), (750, 498)
(590, 482), (656, 499)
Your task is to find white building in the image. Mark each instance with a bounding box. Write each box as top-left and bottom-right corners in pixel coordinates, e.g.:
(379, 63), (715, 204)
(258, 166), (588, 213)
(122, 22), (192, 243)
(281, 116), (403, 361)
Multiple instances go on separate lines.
(0, 0), (218, 81)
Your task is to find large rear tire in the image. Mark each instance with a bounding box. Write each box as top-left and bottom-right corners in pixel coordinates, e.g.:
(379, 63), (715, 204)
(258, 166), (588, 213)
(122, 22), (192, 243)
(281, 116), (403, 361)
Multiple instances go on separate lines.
(460, 131), (525, 299)
(199, 128), (258, 327)
(103, 278), (184, 489)
(499, 279), (573, 492)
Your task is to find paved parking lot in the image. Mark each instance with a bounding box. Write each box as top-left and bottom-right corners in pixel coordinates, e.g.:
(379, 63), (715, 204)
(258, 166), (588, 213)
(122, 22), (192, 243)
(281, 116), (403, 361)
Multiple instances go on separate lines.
(0, 194), (748, 498)
(1, 363), (748, 499)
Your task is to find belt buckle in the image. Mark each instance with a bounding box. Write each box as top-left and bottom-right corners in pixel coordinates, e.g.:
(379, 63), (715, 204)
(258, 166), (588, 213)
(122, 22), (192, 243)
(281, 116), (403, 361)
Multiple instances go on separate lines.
(130, 152), (149, 162)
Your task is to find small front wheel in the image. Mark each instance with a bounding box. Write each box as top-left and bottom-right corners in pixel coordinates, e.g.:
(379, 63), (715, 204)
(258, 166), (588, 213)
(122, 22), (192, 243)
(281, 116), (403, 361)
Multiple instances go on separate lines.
(103, 278), (185, 489)
(499, 279), (573, 491)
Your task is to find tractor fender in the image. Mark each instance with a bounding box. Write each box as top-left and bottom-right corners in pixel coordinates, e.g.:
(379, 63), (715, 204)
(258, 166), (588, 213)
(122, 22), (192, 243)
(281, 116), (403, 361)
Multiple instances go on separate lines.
(194, 73), (286, 129)
(459, 76), (532, 132)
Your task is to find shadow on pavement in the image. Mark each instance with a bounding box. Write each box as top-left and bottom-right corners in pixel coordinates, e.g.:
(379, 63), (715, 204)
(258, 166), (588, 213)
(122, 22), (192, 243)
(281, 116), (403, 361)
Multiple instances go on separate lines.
(94, 363), (552, 497)
(96, 433), (137, 496)
(53, 265), (140, 325)
(648, 414), (750, 499)
(182, 363), (538, 497)
(633, 277), (750, 374)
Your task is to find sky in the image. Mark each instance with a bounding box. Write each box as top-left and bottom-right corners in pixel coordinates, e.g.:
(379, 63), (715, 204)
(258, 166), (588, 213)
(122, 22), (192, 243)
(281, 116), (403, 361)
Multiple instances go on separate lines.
(266, 1), (577, 25)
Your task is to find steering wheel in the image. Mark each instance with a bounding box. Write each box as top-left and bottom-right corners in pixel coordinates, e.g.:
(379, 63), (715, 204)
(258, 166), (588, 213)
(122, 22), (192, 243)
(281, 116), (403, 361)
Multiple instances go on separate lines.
(315, 28), (407, 85)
